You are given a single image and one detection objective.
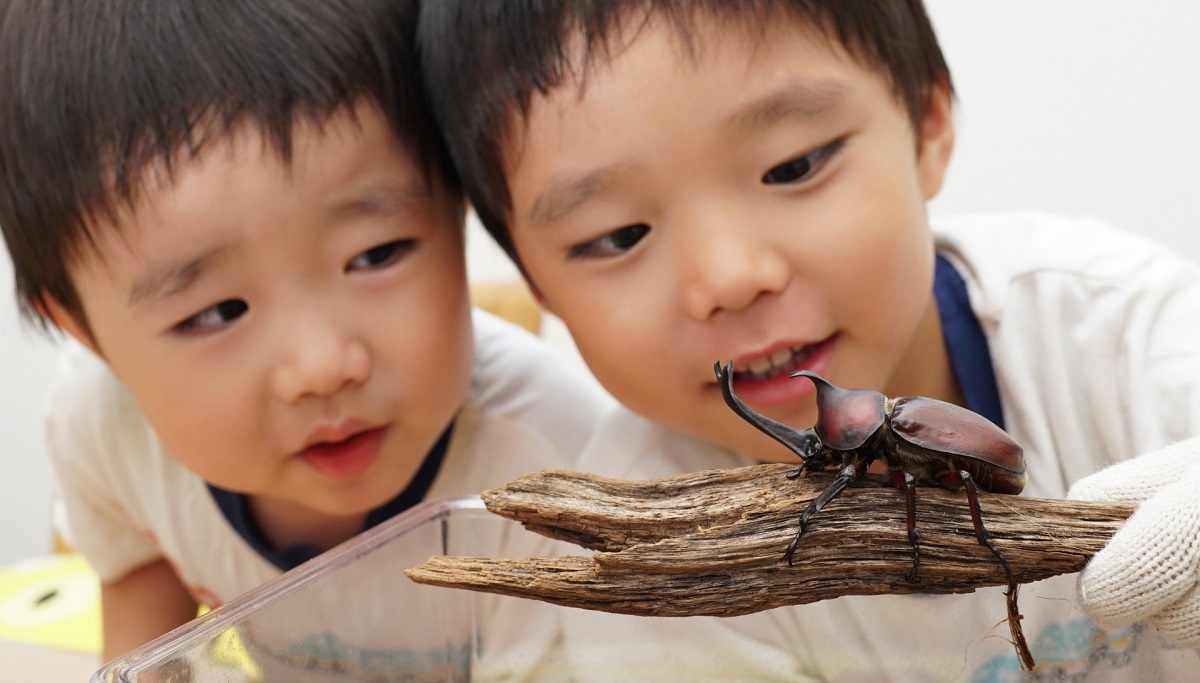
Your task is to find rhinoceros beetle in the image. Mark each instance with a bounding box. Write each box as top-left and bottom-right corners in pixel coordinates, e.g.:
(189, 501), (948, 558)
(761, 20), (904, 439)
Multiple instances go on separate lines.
(714, 361), (1035, 669)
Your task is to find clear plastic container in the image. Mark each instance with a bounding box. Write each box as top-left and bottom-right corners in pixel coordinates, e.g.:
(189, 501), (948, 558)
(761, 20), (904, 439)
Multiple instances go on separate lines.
(90, 497), (578, 682)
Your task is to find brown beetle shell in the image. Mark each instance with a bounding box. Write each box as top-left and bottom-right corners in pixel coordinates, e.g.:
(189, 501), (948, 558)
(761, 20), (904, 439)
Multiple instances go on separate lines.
(890, 396), (1027, 494)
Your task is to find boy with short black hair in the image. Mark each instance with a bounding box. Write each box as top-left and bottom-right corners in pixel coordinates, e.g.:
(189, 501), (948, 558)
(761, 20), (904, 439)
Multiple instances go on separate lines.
(0, 0), (607, 664)
(420, 0), (1200, 678)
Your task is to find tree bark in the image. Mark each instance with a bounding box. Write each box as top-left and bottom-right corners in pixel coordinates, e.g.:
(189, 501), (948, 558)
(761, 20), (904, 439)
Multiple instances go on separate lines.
(406, 464), (1134, 618)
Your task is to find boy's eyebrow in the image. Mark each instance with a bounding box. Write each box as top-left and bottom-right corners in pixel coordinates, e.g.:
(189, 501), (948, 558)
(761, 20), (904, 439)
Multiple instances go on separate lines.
(527, 162), (634, 228)
(727, 81), (849, 131)
(129, 247), (225, 306)
(328, 177), (431, 216)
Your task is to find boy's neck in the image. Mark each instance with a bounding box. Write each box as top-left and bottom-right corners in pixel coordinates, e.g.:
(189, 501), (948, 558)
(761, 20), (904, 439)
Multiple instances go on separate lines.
(247, 495), (368, 553)
(886, 293), (964, 407)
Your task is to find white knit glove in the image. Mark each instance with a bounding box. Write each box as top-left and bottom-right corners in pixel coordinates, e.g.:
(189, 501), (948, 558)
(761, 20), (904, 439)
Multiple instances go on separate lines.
(1067, 437), (1200, 649)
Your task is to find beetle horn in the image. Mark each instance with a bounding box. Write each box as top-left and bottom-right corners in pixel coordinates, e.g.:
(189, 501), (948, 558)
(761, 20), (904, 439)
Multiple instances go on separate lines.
(790, 370), (833, 389)
(790, 371), (850, 409)
(715, 361), (816, 461)
(790, 371), (841, 411)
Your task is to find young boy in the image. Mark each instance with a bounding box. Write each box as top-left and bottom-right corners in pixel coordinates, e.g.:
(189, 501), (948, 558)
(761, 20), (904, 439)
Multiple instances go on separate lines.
(419, 0), (1200, 679)
(0, 0), (608, 665)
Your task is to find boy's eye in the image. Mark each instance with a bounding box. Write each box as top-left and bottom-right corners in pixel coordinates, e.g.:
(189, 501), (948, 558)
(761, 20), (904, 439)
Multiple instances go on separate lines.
(762, 140), (844, 185)
(346, 239), (413, 272)
(346, 239), (416, 272)
(568, 223), (650, 259)
(173, 299), (248, 336)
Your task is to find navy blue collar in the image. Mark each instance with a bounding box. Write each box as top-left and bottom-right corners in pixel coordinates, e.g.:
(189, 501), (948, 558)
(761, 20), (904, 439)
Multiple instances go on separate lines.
(933, 254), (1005, 429)
(208, 420), (455, 571)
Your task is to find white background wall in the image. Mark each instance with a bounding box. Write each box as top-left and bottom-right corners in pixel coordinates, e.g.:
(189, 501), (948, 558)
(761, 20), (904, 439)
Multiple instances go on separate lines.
(925, 2), (1200, 258)
(1, 2), (1198, 565)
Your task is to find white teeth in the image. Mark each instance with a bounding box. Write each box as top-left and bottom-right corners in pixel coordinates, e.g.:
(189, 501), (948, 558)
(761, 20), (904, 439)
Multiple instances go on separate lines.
(736, 345), (810, 381)
(748, 357), (773, 375)
(769, 347), (793, 367)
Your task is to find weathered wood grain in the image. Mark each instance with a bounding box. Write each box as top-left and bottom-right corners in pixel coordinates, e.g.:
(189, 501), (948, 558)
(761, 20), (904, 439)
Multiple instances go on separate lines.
(405, 464), (1134, 617)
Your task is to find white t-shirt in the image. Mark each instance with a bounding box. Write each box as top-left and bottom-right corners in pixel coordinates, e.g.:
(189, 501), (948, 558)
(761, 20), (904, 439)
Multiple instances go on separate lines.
(564, 212), (1200, 681)
(47, 308), (610, 607)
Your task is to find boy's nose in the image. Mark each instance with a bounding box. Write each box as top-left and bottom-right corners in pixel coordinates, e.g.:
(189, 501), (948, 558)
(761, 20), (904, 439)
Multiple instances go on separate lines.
(681, 231), (791, 321)
(271, 318), (371, 403)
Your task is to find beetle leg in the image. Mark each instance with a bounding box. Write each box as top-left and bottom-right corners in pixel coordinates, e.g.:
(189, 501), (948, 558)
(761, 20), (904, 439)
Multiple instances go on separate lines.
(960, 470), (1035, 671)
(958, 470), (1011, 578)
(890, 470), (921, 582)
(784, 460), (862, 565)
(785, 442), (829, 480)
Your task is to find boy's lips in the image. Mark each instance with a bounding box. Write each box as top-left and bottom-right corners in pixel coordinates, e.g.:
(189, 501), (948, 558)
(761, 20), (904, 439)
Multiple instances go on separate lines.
(726, 335), (836, 407)
(300, 426), (388, 480)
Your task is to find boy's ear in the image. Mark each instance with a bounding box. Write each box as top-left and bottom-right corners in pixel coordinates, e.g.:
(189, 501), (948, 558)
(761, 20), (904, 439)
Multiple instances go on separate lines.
(916, 79), (956, 200)
(38, 295), (103, 357)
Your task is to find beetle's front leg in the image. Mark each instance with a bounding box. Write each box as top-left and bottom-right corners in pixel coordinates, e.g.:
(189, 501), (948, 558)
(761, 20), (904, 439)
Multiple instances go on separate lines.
(784, 458), (867, 565)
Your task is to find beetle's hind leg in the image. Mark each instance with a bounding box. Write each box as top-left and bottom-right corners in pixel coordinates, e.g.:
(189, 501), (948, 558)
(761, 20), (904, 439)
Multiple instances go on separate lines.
(959, 470), (1035, 671)
(959, 470), (1010, 575)
(784, 460), (864, 565)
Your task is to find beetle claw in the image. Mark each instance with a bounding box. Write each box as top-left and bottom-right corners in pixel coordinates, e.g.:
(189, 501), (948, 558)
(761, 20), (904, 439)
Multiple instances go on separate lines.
(783, 537), (800, 566)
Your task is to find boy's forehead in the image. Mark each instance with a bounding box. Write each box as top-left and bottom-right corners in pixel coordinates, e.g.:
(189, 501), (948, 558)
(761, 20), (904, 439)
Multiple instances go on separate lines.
(76, 104), (423, 269)
(91, 104), (413, 222)
(100, 102), (401, 208)
(512, 8), (875, 129)
(503, 12), (865, 171)
(568, 7), (843, 87)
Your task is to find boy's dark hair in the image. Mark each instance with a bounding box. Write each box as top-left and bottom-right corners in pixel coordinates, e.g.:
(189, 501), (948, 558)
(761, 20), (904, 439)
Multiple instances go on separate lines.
(419, 0), (952, 266)
(0, 0), (457, 331)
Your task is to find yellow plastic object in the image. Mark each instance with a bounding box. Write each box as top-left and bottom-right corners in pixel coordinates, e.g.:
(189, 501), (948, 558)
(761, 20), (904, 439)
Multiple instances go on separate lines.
(470, 280), (543, 334)
(208, 624), (265, 681)
(191, 605), (264, 681)
(0, 553), (101, 654)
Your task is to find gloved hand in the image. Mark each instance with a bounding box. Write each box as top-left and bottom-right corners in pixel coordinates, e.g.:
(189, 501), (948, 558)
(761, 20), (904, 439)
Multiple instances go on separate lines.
(1067, 437), (1200, 649)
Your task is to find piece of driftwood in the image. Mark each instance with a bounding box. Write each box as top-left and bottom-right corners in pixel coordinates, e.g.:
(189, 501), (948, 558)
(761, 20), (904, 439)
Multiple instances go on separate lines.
(408, 464), (1133, 672)
(406, 464), (1134, 618)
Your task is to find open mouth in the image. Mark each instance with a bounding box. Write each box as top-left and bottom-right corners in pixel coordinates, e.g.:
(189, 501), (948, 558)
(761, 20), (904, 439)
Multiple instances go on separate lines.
(733, 342), (821, 382)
